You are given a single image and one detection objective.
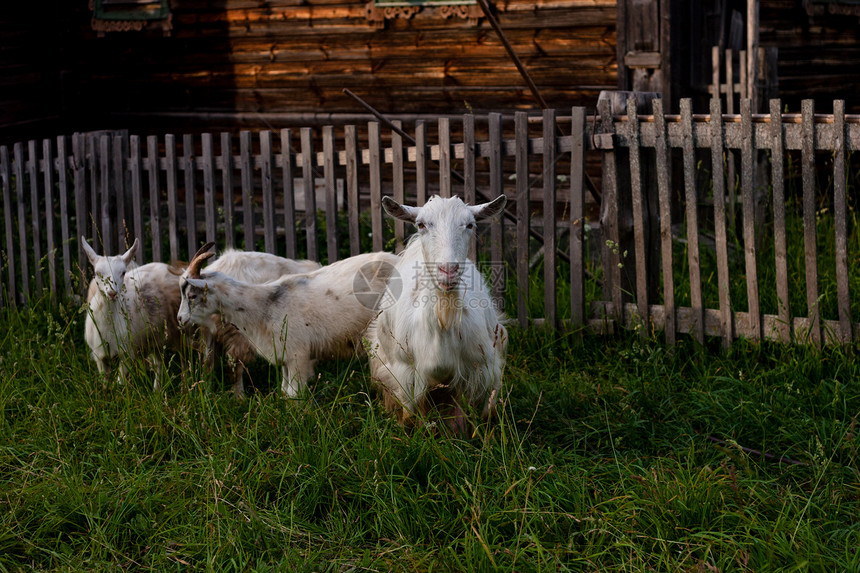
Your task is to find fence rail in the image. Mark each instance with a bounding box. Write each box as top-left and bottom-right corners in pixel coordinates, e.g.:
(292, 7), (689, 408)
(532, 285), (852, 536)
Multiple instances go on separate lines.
(2, 98), (860, 347)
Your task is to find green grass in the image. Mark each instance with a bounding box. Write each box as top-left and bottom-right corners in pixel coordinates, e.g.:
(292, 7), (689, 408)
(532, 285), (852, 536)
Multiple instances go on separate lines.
(3, 295), (860, 571)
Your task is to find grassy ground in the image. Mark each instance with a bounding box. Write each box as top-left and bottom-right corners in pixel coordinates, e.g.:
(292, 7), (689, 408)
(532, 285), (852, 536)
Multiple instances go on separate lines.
(2, 295), (860, 572)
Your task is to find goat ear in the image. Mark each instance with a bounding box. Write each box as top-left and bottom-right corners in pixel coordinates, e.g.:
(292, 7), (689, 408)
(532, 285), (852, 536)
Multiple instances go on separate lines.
(81, 236), (99, 265)
(185, 277), (208, 290)
(471, 194), (507, 220)
(122, 238), (140, 264)
(382, 196), (419, 223)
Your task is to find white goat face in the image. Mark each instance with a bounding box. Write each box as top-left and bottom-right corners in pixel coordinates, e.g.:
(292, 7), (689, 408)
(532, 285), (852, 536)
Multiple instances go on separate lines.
(81, 236), (138, 301)
(177, 276), (218, 330)
(382, 194), (507, 291)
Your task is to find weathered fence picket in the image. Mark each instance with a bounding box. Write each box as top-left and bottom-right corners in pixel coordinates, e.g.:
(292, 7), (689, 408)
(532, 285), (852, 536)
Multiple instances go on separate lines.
(2, 99), (860, 352)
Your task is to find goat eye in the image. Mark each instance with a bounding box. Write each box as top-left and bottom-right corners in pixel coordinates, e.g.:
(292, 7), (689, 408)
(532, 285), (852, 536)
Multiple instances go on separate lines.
(417, 222), (426, 230)
(466, 222), (475, 230)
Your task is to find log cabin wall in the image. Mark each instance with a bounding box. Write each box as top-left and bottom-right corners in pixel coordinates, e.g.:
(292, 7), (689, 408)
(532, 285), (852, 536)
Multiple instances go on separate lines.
(0, 3), (64, 144)
(50, 0), (617, 139)
(759, 0), (860, 114)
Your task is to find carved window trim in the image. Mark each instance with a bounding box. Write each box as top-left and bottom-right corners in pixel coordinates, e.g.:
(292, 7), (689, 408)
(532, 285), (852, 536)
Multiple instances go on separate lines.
(366, 0), (483, 27)
(90, 0), (173, 36)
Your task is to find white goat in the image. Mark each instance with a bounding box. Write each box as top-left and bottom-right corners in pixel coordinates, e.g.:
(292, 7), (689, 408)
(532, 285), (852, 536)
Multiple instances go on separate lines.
(82, 236), (189, 390)
(365, 194), (509, 432)
(191, 248), (321, 397)
(178, 243), (400, 397)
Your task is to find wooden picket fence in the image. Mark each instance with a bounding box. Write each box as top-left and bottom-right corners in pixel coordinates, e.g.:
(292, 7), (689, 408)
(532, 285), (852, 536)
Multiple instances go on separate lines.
(1, 98), (859, 347)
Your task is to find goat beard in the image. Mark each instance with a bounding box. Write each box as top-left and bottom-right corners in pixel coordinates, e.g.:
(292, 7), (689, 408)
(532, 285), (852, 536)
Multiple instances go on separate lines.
(434, 289), (461, 332)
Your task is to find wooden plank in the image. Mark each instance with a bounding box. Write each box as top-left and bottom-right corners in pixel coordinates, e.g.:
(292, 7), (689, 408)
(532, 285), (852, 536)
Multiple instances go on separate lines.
(652, 99), (675, 345)
(1, 146), (16, 305)
(165, 134), (180, 262)
(833, 99), (851, 343)
(301, 127), (319, 261)
(323, 125), (338, 262)
(391, 120), (405, 254)
(801, 99), (821, 346)
(726, 49), (734, 115)
(129, 136), (145, 265)
(29, 140), (43, 293)
(627, 98), (648, 334)
(183, 134), (198, 257)
(146, 136), (163, 263)
(740, 99), (761, 340)
(681, 99), (703, 344)
(710, 98), (733, 347)
(439, 117), (451, 198)
(515, 112), (530, 328)
(73, 134), (88, 292)
(711, 46), (720, 101)
(221, 132), (236, 250)
(344, 125), (360, 258)
(598, 99), (622, 325)
(202, 133), (218, 246)
(57, 136), (72, 299)
(463, 114), (477, 263)
(280, 129), (297, 259)
(415, 120), (427, 206)
(42, 139), (57, 298)
(88, 135), (99, 251)
(260, 131), (276, 254)
(589, 301), (860, 346)
(769, 99), (791, 343)
(368, 122), (383, 253)
(13, 143), (29, 299)
(570, 107), (586, 331)
(111, 136), (126, 251)
(542, 108), (556, 328)
(240, 131), (254, 251)
(489, 112), (505, 308)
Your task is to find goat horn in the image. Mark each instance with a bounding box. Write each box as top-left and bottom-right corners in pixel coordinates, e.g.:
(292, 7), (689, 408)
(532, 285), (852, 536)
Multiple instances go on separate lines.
(187, 241), (216, 278)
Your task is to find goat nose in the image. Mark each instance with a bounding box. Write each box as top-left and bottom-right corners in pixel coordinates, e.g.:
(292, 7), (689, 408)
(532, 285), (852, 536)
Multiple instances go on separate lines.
(438, 263), (459, 277)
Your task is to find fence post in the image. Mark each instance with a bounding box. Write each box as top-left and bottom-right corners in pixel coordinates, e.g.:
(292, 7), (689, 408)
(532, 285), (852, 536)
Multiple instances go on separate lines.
(489, 112), (505, 309)
(542, 108), (557, 329)
(146, 135), (162, 263)
(769, 98), (791, 344)
(322, 125), (338, 263)
(301, 127), (319, 261)
(569, 107), (586, 332)
(73, 134), (87, 294)
(57, 135), (73, 298)
(598, 99), (622, 326)
(709, 98), (734, 348)
(1, 146), (16, 306)
(183, 134), (198, 257)
(740, 99), (761, 341)
(652, 99), (675, 345)
(833, 99), (852, 344)
(801, 99), (821, 346)
(43, 139), (57, 299)
(29, 140), (43, 294)
(515, 111), (530, 328)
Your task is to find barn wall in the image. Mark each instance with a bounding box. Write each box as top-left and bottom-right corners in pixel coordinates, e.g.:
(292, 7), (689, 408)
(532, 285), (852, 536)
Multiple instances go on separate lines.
(0, 3), (64, 143)
(56, 0), (617, 137)
(760, 0), (860, 114)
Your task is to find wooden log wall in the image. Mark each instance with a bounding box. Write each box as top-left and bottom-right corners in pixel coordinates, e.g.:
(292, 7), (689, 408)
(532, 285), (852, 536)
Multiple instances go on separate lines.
(57, 0), (617, 137)
(760, 1), (860, 114)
